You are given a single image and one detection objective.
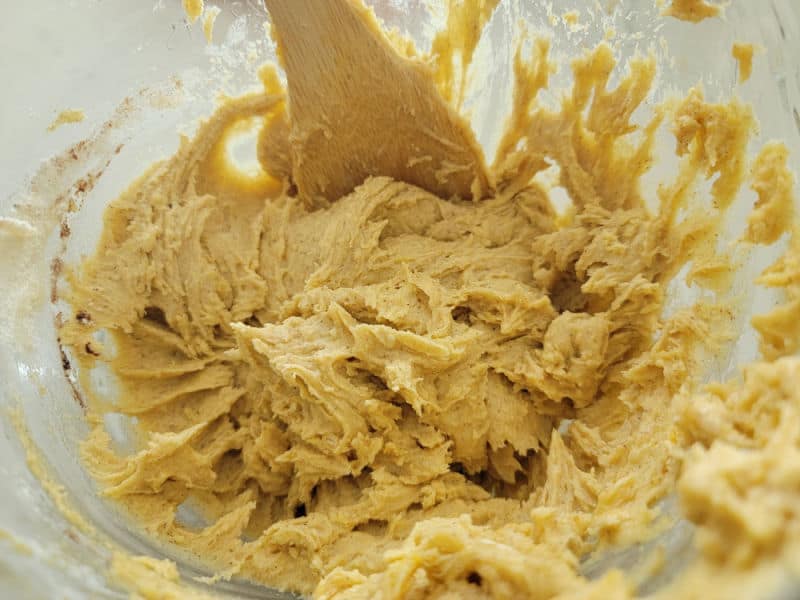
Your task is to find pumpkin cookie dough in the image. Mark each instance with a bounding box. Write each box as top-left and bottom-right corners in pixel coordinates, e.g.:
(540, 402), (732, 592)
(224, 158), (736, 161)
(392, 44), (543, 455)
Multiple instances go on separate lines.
(60, 1), (800, 599)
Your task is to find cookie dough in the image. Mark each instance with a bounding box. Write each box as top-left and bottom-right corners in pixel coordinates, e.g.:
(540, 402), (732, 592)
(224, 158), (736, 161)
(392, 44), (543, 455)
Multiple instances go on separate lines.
(182, 0), (204, 24)
(661, 0), (722, 22)
(733, 43), (755, 83)
(60, 2), (800, 599)
(47, 109), (85, 132)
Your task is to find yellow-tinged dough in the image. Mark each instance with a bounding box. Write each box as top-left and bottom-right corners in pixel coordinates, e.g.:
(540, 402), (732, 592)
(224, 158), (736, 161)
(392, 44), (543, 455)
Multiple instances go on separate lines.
(745, 142), (795, 245)
(669, 356), (800, 599)
(752, 232), (800, 361)
(10, 408), (96, 537)
(47, 109), (85, 132)
(563, 10), (580, 30)
(733, 43), (755, 83)
(661, 0), (722, 22)
(58, 1), (800, 599)
(182, 0), (204, 24)
(429, 0), (502, 109)
(0, 528), (32, 556)
(110, 553), (217, 600)
(202, 5), (221, 44)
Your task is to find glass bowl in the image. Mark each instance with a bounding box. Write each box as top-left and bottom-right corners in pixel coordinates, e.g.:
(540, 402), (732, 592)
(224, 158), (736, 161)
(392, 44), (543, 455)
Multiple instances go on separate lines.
(1, 1), (799, 598)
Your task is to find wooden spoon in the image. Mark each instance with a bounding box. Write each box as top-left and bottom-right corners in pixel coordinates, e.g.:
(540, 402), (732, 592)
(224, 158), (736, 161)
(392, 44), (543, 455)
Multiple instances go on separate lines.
(263, 0), (491, 206)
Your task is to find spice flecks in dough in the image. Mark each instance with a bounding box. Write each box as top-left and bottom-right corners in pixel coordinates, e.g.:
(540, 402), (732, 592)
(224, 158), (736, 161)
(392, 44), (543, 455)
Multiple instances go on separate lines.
(64, 45), (752, 598)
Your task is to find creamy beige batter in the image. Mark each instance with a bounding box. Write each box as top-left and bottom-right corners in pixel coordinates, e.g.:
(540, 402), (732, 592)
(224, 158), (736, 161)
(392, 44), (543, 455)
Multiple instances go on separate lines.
(59, 2), (800, 599)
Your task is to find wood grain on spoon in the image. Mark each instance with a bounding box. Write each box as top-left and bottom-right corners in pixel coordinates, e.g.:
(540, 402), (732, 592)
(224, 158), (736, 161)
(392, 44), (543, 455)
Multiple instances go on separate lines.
(264, 0), (491, 206)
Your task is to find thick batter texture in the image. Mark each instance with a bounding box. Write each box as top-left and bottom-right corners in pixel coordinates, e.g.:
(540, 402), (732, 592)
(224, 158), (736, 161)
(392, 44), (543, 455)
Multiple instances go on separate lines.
(61, 2), (800, 599)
